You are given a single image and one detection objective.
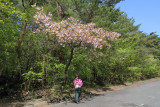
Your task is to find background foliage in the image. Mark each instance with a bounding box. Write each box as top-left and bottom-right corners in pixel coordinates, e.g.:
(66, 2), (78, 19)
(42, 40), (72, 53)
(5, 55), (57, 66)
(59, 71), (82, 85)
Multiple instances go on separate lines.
(0, 0), (159, 98)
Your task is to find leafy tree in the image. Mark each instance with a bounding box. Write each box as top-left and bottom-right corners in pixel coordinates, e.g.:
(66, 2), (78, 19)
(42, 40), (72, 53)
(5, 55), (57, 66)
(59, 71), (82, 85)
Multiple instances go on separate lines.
(0, 0), (25, 96)
(144, 32), (160, 59)
(33, 7), (121, 86)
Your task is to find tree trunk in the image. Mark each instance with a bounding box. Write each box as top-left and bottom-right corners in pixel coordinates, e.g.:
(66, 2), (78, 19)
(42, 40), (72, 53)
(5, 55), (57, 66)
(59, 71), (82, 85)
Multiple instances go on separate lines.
(56, 1), (65, 18)
(64, 47), (74, 84)
(16, 20), (27, 80)
(42, 56), (45, 88)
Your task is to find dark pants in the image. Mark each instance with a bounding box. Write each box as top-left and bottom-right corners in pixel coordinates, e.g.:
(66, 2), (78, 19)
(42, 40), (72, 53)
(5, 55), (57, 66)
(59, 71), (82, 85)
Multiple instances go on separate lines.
(75, 88), (81, 102)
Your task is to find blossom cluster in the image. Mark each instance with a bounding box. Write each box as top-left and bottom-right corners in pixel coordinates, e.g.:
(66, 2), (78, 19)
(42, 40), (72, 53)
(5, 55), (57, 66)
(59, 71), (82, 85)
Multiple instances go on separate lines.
(34, 7), (121, 49)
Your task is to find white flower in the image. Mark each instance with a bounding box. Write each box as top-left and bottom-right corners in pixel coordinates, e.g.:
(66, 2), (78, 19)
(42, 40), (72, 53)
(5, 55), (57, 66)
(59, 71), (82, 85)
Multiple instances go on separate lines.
(36, 7), (41, 10)
(31, 3), (36, 7)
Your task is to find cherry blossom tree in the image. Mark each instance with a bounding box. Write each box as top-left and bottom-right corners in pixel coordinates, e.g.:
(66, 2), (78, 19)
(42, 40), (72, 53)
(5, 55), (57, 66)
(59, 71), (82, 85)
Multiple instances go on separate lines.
(33, 7), (121, 83)
(34, 7), (121, 49)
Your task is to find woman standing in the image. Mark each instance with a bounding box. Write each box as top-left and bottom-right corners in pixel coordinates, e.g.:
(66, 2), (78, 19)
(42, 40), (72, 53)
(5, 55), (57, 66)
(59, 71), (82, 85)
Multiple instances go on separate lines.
(73, 75), (83, 103)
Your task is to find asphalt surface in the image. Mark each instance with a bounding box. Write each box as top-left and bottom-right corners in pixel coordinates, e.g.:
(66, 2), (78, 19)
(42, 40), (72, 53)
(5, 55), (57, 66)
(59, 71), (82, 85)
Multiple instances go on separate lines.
(49, 80), (160, 107)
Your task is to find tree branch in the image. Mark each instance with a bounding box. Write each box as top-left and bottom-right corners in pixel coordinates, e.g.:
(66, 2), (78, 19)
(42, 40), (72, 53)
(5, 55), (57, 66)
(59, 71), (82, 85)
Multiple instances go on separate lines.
(64, 46), (74, 75)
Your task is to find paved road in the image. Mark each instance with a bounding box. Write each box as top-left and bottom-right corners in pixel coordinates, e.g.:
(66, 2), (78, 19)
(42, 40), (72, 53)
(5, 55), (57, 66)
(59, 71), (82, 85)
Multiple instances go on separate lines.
(49, 80), (160, 107)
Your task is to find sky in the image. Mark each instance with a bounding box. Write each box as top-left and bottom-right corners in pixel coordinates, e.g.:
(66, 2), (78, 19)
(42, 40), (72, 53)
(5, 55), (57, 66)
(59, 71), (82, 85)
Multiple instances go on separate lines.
(116, 0), (160, 36)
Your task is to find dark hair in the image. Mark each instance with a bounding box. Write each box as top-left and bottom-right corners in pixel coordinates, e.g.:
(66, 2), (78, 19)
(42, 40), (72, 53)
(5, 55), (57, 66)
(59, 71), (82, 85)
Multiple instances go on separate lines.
(75, 75), (79, 77)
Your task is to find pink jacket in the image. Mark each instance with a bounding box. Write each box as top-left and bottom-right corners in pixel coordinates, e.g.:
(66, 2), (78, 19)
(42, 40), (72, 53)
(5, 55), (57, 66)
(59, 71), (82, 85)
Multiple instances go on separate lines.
(73, 78), (83, 87)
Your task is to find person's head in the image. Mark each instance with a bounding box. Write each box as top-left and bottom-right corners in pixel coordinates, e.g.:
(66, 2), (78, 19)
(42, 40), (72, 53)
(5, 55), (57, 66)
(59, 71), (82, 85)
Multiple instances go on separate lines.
(75, 75), (79, 79)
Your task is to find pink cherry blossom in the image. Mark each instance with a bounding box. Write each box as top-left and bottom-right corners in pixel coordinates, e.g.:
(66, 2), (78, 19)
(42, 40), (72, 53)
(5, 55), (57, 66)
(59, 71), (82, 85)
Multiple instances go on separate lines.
(33, 7), (121, 49)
